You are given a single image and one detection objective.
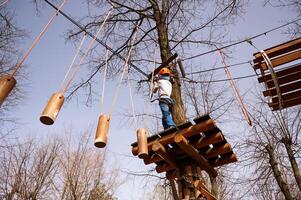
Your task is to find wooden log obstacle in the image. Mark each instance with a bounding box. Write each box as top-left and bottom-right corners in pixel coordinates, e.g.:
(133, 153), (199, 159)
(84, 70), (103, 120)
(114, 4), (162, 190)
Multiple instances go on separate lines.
(253, 37), (301, 111)
(131, 114), (237, 199)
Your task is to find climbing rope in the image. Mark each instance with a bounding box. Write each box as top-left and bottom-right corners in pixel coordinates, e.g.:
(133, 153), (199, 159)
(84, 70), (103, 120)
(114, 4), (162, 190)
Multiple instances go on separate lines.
(59, 33), (87, 93)
(127, 69), (138, 128)
(109, 26), (139, 119)
(144, 46), (157, 130)
(100, 48), (109, 110)
(10, 0), (68, 78)
(61, 7), (113, 94)
(218, 49), (252, 126)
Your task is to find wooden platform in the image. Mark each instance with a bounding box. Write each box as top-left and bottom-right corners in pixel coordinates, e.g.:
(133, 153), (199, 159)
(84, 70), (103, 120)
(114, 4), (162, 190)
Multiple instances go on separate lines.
(131, 114), (237, 178)
(253, 37), (301, 110)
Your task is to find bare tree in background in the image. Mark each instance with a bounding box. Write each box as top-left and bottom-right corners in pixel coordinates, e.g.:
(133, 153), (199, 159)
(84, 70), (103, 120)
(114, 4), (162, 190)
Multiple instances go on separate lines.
(0, 130), (119, 200)
(0, 4), (25, 128)
(238, 93), (301, 199)
(264, 0), (301, 37)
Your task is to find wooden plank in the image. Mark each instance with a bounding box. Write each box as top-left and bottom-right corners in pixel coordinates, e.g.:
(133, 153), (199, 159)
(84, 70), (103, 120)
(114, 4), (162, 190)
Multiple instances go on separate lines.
(204, 143), (232, 159)
(211, 154), (237, 167)
(132, 119), (216, 156)
(263, 80), (301, 97)
(254, 49), (301, 70)
(253, 37), (301, 62)
(143, 132), (224, 165)
(258, 63), (301, 83)
(194, 180), (217, 200)
(155, 163), (175, 173)
(271, 90), (301, 104)
(152, 141), (178, 167)
(266, 71), (301, 88)
(192, 132), (224, 149)
(270, 96), (301, 110)
(174, 134), (218, 177)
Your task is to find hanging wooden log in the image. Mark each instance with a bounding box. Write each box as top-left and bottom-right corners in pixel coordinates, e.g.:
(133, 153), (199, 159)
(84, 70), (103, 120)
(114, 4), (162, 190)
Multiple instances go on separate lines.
(174, 134), (218, 177)
(0, 75), (16, 106)
(94, 114), (110, 148)
(40, 92), (64, 125)
(137, 128), (148, 158)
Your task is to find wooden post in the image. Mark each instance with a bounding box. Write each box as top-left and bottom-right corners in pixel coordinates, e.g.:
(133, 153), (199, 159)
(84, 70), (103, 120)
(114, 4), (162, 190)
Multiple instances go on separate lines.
(137, 128), (148, 158)
(0, 75), (16, 106)
(94, 114), (110, 148)
(175, 134), (218, 177)
(40, 92), (64, 125)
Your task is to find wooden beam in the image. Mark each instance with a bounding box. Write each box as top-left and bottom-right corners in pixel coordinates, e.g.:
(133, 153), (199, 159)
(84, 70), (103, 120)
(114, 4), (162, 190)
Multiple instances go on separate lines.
(270, 95), (301, 110)
(132, 119), (216, 156)
(143, 132), (224, 165)
(253, 37), (301, 63)
(192, 132), (224, 149)
(174, 134), (218, 177)
(254, 49), (301, 70)
(271, 90), (301, 104)
(152, 141), (178, 167)
(211, 154), (237, 167)
(266, 70), (301, 88)
(156, 163), (176, 173)
(147, 53), (178, 80)
(194, 180), (217, 200)
(263, 80), (301, 97)
(205, 143), (232, 159)
(258, 63), (301, 83)
(166, 170), (177, 180)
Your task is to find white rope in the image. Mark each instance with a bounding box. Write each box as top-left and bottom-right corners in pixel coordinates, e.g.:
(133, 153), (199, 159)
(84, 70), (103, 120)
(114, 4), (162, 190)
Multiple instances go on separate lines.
(109, 27), (139, 119)
(60, 33), (87, 93)
(260, 50), (282, 110)
(10, 0), (68, 77)
(144, 47), (157, 130)
(219, 49), (252, 126)
(62, 7), (113, 93)
(100, 49), (109, 111)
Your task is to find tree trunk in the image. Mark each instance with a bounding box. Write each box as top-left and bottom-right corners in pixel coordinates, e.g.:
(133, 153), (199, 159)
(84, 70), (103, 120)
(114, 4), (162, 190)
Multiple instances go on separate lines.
(266, 144), (294, 200)
(149, 0), (187, 126)
(209, 175), (218, 199)
(282, 137), (301, 191)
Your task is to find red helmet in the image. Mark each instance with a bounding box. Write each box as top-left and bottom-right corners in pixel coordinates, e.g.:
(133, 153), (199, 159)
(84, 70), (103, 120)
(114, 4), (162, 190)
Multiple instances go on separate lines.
(159, 67), (171, 75)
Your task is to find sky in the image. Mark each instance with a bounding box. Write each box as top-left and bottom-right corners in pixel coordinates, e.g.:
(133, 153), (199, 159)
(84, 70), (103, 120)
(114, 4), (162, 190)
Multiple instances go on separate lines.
(2, 0), (298, 199)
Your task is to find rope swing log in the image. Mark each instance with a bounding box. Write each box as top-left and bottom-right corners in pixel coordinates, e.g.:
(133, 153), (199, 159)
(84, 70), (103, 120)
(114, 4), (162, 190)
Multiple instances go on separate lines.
(0, 0), (68, 106)
(40, 7), (113, 126)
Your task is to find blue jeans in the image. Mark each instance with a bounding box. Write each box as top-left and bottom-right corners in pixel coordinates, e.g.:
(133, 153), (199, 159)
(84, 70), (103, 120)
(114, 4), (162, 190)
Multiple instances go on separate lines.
(159, 101), (176, 129)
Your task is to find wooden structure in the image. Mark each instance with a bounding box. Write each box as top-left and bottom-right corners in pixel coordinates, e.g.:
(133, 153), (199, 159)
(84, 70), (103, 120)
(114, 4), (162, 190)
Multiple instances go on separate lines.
(253, 37), (301, 110)
(131, 114), (237, 199)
